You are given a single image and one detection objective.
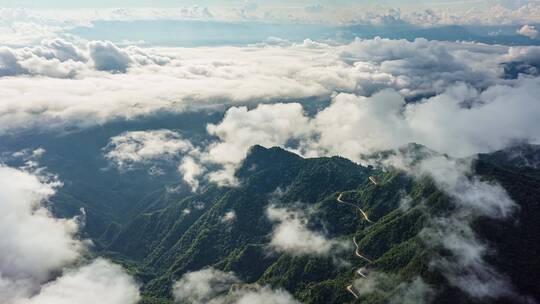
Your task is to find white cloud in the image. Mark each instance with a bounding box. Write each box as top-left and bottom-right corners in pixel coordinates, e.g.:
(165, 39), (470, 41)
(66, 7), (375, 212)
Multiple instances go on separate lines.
(506, 45), (540, 68)
(414, 156), (515, 218)
(88, 41), (132, 73)
(0, 165), (82, 303)
(0, 165), (140, 304)
(172, 268), (299, 304)
(0, 38), (519, 136)
(179, 156), (205, 192)
(388, 148), (518, 300)
(172, 268), (239, 303)
(21, 259), (140, 304)
(304, 4), (324, 13)
(222, 211), (237, 222)
(0, 39), (172, 79)
(204, 103), (310, 185)
(13, 4), (540, 26)
(3, 3), (540, 36)
(0, 47), (26, 76)
(307, 77), (540, 160)
(339, 4), (540, 26)
(422, 217), (513, 299)
(0, 9), (64, 46)
(105, 130), (207, 191)
(353, 273), (434, 304)
(353, 270), (435, 304)
(105, 130), (196, 169)
(266, 206), (346, 256)
(389, 277), (435, 304)
(234, 287), (300, 304)
(517, 24), (538, 39)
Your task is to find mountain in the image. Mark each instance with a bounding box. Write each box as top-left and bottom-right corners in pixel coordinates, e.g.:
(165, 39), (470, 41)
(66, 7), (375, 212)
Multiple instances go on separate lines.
(96, 144), (540, 304)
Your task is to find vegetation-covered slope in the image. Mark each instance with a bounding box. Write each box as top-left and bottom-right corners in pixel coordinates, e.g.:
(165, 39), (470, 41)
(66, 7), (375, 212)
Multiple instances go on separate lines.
(100, 144), (540, 304)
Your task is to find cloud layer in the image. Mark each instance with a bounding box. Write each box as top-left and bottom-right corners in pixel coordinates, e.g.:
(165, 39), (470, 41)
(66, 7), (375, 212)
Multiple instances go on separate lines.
(0, 165), (140, 304)
(0, 37), (527, 136)
(3, 3), (540, 30)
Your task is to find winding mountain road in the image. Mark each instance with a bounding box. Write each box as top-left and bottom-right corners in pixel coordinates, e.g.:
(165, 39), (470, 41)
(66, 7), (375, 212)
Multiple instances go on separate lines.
(337, 178), (379, 300)
(346, 285), (360, 299)
(353, 236), (372, 263)
(336, 193), (374, 224)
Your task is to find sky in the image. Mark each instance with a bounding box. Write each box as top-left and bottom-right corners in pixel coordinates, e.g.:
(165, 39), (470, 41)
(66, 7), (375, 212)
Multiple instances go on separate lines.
(2, 0), (539, 29)
(0, 0), (527, 9)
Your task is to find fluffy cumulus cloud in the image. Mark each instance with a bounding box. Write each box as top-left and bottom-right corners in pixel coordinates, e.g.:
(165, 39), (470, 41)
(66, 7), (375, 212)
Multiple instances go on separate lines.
(172, 268), (239, 303)
(506, 46), (540, 65)
(204, 103), (310, 185)
(307, 78), (540, 159)
(0, 165), (140, 304)
(0, 47), (25, 76)
(104, 130), (196, 169)
(0, 165), (81, 303)
(88, 41), (133, 72)
(517, 24), (539, 39)
(0, 38), (170, 79)
(20, 259), (140, 304)
(266, 206), (347, 256)
(173, 268), (299, 304)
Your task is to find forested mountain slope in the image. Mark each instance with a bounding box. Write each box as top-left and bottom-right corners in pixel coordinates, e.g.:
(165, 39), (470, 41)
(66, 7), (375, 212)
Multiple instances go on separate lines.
(99, 145), (540, 304)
